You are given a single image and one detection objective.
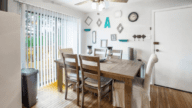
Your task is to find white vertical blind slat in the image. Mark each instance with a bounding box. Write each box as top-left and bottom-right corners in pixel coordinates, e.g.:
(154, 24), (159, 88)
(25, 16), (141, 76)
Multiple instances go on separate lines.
(45, 10), (49, 85)
(43, 9), (46, 86)
(26, 6), (29, 68)
(36, 8), (40, 88)
(40, 8), (43, 87)
(29, 6), (32, 68)
(33, 6), (36, 69)
(51, 12), (54, 82)
(49, 12), (51, 83)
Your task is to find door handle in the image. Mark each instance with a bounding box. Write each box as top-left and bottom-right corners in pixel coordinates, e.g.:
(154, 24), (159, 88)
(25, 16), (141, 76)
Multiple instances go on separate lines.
(156, 49), (159, 52)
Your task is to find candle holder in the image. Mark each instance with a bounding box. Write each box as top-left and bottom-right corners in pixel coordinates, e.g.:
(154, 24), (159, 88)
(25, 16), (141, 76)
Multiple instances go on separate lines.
(87, 46), (92, 55)
(107, 46), (113, 59)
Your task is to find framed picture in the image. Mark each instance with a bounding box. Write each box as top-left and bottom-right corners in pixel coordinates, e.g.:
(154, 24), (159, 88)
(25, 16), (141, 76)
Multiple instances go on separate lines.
(111, 34), (117, 41)
(85, 16), (93, 26)
(101, 39), (108, 48)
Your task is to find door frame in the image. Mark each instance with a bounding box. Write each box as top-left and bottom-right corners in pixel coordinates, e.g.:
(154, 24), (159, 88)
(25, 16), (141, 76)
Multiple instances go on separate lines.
(151, 5), (192, 85)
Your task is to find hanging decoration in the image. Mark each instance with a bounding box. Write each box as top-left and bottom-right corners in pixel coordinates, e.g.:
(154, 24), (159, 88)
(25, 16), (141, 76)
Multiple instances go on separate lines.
(104, 17), (111, 28)
(117, 23), (124, 33)
(97, 18), (102, 27)
(85, 16), (93, 26)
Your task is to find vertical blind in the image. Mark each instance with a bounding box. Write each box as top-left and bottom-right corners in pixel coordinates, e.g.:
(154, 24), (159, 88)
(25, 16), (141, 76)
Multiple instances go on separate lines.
(22, 4), (79, 88)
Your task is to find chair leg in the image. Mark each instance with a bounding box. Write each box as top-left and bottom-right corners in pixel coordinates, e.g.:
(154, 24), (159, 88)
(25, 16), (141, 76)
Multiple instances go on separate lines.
(109, 84), (112, 102)
(76, 83), (79, 106)
(81, 87), (84, 108)
(65, 80), (68, 99)
(98, 90), (101, 108)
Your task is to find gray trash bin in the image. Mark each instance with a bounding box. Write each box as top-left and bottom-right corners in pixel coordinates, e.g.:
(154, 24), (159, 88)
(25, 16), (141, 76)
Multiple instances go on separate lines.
(22, 68), (38, 108)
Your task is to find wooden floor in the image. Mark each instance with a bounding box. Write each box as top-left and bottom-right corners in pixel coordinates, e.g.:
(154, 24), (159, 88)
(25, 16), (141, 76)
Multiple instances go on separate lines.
(29, 82), (192, 108)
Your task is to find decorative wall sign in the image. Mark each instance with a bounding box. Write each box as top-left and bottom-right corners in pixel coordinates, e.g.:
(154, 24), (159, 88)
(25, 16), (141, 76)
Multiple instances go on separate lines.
(111, 34), (117, 41)
(92, 31), (96, 44)
(85, 16), (93, 26)
(104, 17), (111, 28)
(117, 23), (124, 33)
(101, 39), (108, 48)
(115, 10), (122, 18)
(97, 18), (102, 27)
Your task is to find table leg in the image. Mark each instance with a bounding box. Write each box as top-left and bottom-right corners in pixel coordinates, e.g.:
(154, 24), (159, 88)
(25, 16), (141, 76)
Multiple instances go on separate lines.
(124, 79), (132, 108)
(57, 63), (63, 92)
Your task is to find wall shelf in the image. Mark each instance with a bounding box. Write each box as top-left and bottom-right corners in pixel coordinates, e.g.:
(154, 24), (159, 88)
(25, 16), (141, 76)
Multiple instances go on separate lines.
(119, 39), (128, 42)
(84, 29), (91, 32)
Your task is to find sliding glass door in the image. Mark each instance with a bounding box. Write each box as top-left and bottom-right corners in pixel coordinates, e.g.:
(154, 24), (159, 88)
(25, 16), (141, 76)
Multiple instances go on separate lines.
(23, 5), (79, 88)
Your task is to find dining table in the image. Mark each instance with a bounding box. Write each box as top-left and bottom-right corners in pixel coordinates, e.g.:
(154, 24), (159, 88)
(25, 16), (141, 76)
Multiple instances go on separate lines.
(54, 58), (142, 108)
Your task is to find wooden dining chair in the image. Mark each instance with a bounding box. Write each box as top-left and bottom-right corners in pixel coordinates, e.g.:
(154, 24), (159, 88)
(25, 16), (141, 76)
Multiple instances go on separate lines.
(94, 48), (107, 59)
(111, 50), (123, 59)
(79, 55), (113, 108)
(61, 53), (80, 106)
(60, 48), (73, 55)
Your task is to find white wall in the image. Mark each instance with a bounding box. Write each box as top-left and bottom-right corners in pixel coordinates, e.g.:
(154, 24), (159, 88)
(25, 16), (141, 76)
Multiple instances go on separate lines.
(0, 11), (21, 108)
(8, 0), (86, 53)
(83, 0), (192, 64)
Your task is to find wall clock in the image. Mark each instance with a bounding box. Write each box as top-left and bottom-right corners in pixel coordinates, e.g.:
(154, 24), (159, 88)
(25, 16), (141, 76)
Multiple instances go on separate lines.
(128, 12), (139, 22)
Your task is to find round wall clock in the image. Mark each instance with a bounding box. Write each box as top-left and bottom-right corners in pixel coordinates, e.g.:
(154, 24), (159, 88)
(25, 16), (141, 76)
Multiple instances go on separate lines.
(128, 12), (139, 22)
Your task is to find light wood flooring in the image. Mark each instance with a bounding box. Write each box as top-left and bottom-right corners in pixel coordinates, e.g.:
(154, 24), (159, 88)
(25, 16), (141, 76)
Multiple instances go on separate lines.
(29, 82), (192, 108)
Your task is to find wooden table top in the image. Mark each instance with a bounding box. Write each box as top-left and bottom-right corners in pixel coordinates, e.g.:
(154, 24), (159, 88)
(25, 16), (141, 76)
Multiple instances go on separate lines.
(54, 59), (142, 79)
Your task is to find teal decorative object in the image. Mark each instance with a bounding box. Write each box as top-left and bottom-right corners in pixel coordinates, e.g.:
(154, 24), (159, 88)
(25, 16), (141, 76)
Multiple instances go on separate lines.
(119, 39), (128, 42)
(104, 17), (111, 28)
(84, 29), (91, 32)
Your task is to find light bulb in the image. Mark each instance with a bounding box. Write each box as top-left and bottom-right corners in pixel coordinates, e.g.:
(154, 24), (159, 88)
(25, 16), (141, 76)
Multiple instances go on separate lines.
(92, 2), (97, 9)
(98, 4), (103, 11)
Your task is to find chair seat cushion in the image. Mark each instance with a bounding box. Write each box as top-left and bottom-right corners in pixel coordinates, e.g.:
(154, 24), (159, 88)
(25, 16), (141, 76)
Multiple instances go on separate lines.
(85, 77), (112, 88)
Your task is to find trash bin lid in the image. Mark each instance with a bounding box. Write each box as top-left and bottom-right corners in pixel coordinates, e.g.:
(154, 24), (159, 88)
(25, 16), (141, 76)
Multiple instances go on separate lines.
(21, 68), (38, 76)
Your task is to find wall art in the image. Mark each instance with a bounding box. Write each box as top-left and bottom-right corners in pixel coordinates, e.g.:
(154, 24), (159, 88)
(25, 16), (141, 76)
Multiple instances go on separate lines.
(115, 10), (122, 18)
(117, 23), (124, 33)
(104, 17), (111, 28)
(111, 34), (117, 41)
(101, 39), (108, 48)
(97, 18), (102, 27)
(92, 31), (96, 44)
(85, 16), (93, 26)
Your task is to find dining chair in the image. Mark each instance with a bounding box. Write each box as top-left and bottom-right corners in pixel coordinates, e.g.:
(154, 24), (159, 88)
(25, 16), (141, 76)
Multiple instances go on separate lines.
(111, 49), (123, 107)
(131, 54), (158, 108)
(94, 48), (107, 59)
(79, 55), (113, 108)
(61, 53), (80, 106)
(59, 48), (74, 85)
(111, 50), (123, 59)
(60, 48), (73, 55)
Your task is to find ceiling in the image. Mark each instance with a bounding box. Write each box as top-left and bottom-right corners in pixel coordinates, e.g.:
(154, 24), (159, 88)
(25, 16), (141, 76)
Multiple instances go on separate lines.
(42, 0), (131, 13)
(41, 0), (192, 13)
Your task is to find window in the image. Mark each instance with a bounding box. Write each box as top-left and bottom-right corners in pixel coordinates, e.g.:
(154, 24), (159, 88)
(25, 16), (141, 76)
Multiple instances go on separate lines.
(22, 5), (80, 88)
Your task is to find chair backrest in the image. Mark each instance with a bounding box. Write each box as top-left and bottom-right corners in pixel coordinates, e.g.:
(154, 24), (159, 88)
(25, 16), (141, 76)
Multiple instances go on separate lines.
(143, 54), (158, 93)
(111, 50), (123, 59)
(62, 53), (79, 82)
(79, 55), (101, 89)
(94, 48), (107, 59)
(60, 48), (73, 58)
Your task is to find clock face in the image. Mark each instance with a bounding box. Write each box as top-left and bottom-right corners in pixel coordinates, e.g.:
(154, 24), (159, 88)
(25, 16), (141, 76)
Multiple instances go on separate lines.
(128, 12), (139, 22)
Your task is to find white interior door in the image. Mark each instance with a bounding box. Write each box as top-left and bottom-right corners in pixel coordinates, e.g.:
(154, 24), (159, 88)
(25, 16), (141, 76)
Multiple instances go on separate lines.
(154, 6), (192, 92)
